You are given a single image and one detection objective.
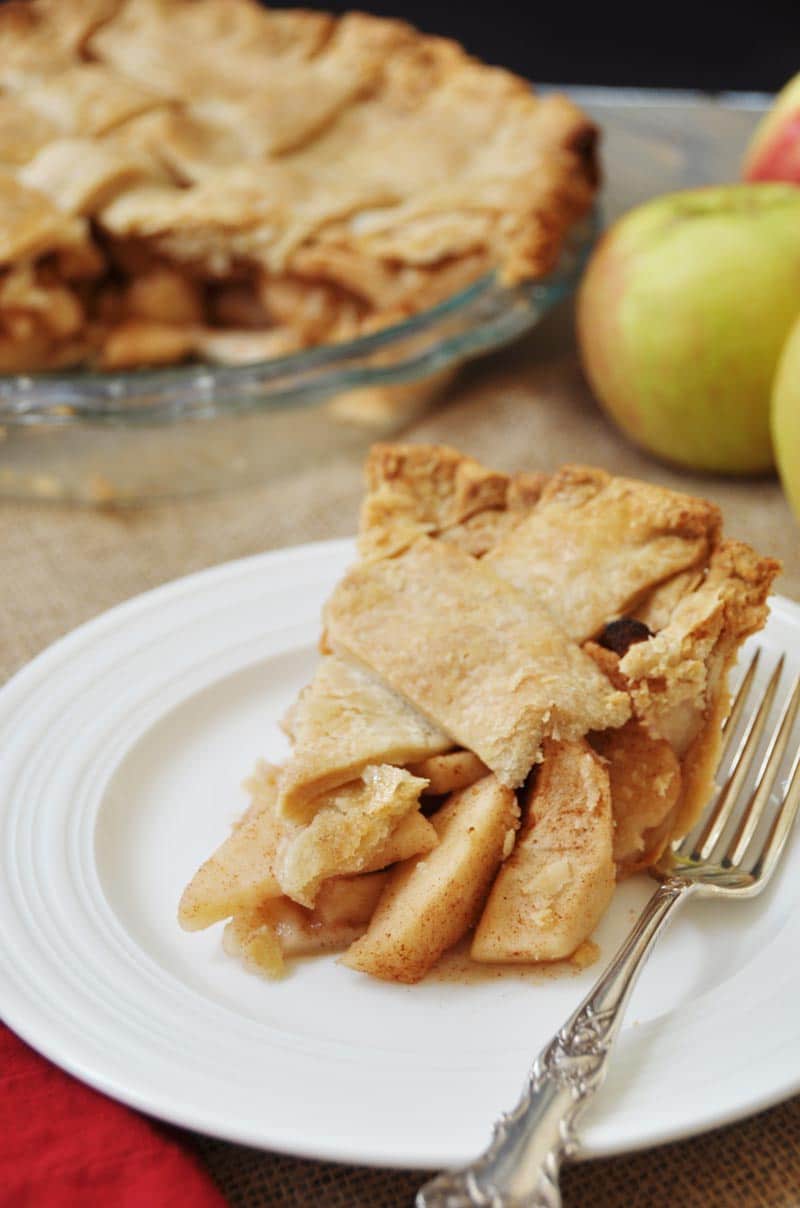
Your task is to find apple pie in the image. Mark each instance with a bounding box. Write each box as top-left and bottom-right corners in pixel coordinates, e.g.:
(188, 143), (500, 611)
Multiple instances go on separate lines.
(179, 443), (780, 982)
(0, 0), (598, 373)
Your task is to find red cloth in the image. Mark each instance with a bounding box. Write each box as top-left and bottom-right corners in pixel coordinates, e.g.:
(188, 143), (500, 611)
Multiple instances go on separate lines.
(0, 1024), (228, 1208)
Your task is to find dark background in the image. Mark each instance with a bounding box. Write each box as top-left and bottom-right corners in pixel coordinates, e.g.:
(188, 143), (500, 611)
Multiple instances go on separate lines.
(279, 0), (799, 93)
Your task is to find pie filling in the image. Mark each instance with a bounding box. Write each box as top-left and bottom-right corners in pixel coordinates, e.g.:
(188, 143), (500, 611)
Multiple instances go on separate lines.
(179, 443), (780, 983)
(0, 0), (598, 371)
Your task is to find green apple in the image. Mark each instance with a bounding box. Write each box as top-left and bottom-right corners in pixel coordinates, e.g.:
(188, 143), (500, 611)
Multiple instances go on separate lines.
(772, 311), (800, 520)
(743, 74), (800, 183)
(577, 184), (800, 474)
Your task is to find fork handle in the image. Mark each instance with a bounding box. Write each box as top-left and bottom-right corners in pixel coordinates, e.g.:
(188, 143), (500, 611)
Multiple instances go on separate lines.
(417, 878), (692, 1208)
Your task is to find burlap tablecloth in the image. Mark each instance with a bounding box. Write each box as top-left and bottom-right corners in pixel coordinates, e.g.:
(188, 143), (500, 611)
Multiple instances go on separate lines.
(2, 92), (799, 1206)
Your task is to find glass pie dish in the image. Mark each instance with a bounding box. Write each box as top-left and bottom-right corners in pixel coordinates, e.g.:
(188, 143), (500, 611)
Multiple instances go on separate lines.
(0, 214), (595, 505)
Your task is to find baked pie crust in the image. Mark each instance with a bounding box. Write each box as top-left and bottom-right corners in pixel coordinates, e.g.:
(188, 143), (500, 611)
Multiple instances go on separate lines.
(180, 443), (780, 982)
(0, 0), (598, 372)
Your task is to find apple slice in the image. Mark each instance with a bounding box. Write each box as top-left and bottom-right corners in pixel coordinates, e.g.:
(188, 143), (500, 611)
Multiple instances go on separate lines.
(342, 775), (519, 983)
(178, 763), (283, 931)
(223, 910), (285, 978)
(590, 720), (681, 875)
(407, 749), (489, 796)
(471, 740), (614, 963)
(224, 870), (390, 978)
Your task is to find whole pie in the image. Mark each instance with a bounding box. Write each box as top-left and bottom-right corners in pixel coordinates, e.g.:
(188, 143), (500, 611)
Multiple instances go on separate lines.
(0, 0), (598, 372)
(179, 443), (780, 982)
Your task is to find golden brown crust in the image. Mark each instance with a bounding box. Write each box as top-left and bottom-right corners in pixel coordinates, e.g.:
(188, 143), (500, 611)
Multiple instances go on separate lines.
(358, 441), (547, 560)
(633, 541), (779, 834)
(588, 538), (780, 842)
(351, 446), (780, 877)
(324, 535), (631, 788)
(617, 539), (780, 747)
(486, 466), (722, 641)
(0, 172), (99, 272)
(19, 137), (160, 217)
(0, 94), (59, 166)
(277, 654), (450, 822)
(25, 63), (162, 138)
(358, 442), (513, 559)
(632, 566), (706, 632)
(0, 0), (597, 370)
(358, 444), (723, 643)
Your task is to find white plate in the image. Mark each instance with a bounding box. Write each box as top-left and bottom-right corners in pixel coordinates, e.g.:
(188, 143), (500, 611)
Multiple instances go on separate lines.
(1, 539), (799, 1170)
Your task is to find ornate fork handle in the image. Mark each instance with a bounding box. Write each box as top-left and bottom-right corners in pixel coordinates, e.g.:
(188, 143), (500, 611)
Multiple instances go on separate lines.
(417, 877), (694, 1208)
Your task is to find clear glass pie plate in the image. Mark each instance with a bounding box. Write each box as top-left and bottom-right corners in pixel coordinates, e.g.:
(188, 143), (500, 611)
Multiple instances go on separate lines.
(0, 214), (596, 505)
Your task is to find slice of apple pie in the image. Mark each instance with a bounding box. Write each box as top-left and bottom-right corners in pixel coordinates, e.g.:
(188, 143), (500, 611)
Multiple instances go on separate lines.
(179, 444), (779, 982)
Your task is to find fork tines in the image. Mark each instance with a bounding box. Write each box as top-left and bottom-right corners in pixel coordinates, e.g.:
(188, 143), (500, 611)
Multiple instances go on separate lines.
(677, 648), (800, 883)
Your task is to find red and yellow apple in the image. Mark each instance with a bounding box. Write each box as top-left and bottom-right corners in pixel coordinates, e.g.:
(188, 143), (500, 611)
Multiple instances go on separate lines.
(772, 312), (800, 520)
(743, 75), (800, 183)
(577, 184), (800, 474)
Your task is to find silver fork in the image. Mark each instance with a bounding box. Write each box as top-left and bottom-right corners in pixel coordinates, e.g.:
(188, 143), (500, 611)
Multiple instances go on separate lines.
(417, 648), (800, 1208)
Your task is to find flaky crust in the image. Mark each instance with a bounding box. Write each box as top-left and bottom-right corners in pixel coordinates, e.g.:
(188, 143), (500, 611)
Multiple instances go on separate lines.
(359, 445), (725, 644)
(358, 441), (547, 560)
(355, 443), (780, 846)
(277, 654), (450, 822)
(0, 172), (98, 270)
(277, 764), (430, 907)
(324, 535), (630, 787)
(616, 539), (780, 746)
(614, 539), (780, 835)
(486, 465), (722, 642)
(0, 1), (598, 370)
